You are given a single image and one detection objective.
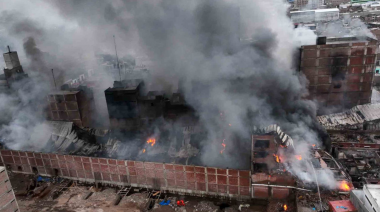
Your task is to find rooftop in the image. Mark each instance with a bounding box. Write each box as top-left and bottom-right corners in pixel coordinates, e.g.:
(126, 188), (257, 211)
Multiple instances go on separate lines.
(48, 90), (80, 95)
(317, 103), (380, 130)
(365, 184), (380, 206)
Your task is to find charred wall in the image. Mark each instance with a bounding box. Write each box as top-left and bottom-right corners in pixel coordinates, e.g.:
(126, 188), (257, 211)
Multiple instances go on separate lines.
(300, 41), (377, 112)
(47, 88), (95, 128)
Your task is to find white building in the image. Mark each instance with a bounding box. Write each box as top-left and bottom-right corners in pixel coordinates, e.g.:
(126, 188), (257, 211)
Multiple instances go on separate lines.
(290, 8), (339, 23)
(315, 8), (340, 22)
(363, 184), (380, 212)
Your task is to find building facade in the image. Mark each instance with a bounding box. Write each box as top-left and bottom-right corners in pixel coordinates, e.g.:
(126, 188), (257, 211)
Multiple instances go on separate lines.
(0, 166), (19, 212)
(1, 47), (28, 92)
(300, 37), (378, 110)
(47, 86), (94, 128)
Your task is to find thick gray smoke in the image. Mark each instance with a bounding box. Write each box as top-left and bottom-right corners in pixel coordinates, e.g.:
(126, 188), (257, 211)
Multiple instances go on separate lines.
(0, 0), (343, 188)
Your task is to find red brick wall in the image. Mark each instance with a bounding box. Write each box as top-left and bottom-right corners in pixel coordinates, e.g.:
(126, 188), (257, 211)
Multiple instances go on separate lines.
(0, 167), (19, 212)
(0, 150), (251, 199)
(300, 42), (377, 109)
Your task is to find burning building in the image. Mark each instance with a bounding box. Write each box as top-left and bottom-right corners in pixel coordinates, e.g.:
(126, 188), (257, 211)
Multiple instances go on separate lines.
(300, 36), (378, 112)
(0, 46), (28, 92)
(47, 85), (95, 128)
(251, 124), (352, 204)
(105, 80), (146, 130)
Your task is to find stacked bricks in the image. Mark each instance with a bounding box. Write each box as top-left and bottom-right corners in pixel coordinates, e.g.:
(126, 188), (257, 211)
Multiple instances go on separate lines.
(300, 41), (378, 109)
(0, 150), (251, 199)
(0, 166), (19, 212)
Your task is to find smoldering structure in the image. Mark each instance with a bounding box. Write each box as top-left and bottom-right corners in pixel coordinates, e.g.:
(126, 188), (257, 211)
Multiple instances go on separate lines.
(0, 0), (365, 204)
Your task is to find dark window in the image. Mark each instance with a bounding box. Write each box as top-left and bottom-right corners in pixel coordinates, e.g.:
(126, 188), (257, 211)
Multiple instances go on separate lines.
(253, 163), (268, 172)
(254, 140), (270, 148)
(151, 103), (154, 106)
(254, 151), (269, 158)
(17, 166), (22, 171)
(333, 83), (342, 88)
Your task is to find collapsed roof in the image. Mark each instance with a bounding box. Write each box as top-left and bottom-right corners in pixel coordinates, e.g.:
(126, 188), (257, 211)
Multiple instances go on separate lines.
(317, 103), (380, 130)
(46, 121), (101, 156)
(253, 124), (294, 147)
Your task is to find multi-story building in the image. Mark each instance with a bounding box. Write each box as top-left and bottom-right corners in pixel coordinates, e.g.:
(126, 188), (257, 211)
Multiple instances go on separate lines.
(104, 80), (146, 130)
(47, 86), (94, 128)
(1, 46), (28, 92)
(0, 166), (19, 212)
(300, 36), (378, 111)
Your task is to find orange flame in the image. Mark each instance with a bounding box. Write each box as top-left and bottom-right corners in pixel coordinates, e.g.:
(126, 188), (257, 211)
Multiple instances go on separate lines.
(220, 140), (226, 154)
(284, 204), (287, 211)
(312, 144), (316, 147)
(147, 138), (156, 146)
(295, 155), (302, 160)
(273, 154), (280, 163)
(142, 149), (146, 153)
(340, 181), (351, 191)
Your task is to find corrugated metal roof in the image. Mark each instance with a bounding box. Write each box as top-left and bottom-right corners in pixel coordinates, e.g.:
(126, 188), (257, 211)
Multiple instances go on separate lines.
(253, 124), (294, 148)
(317, 103), (380, 130)
(47, 121), (100, 155)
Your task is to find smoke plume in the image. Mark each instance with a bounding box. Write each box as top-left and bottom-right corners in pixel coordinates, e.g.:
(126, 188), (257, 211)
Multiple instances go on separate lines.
(0, 0), (346, 188)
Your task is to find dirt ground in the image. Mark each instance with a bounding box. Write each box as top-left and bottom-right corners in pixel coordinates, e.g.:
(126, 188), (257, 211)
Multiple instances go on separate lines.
(9, 173), (269, 212)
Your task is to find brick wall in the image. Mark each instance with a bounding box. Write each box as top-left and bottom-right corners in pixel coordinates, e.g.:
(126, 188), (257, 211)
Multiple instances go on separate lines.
(0, 167), (19, 212)
(0, 150), (251, 199)
(300, 42), (377, 109)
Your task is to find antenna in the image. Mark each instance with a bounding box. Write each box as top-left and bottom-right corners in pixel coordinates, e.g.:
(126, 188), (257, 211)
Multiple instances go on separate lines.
(113, 35), (121, 81)
(51, 69), (57, 90)
(7, 45), (10, 53)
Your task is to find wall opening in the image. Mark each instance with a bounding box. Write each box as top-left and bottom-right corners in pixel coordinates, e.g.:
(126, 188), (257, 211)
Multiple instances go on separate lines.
(54, 168), (59, 176)
(253, 163), (268, 172)
(17, 166), (23, 172)
(254, 140), (270, 148)
(5, 164), (11, 171)
(32, 167), (38, 174)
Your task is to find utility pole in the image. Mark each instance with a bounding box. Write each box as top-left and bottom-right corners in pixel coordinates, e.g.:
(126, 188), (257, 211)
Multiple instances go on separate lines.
(113, 35), (121, 81)
(51, 69), (57, 90)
